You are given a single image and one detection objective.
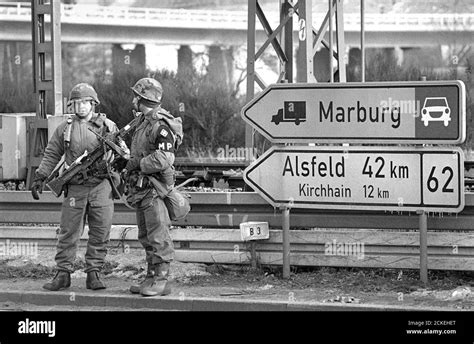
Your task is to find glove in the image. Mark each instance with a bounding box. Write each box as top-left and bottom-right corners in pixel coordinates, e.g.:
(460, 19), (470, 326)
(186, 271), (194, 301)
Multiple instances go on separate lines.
(31, 178), (45, 200)
(117, 137), (130, 160)
(120, 168), (129, 182)
(125, 156), (142, 171)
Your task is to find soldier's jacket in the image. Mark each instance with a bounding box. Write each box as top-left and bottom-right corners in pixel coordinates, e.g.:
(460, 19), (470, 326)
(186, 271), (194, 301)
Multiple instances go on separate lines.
(36, 113), (118, 185)
(127, 106), (183, 202)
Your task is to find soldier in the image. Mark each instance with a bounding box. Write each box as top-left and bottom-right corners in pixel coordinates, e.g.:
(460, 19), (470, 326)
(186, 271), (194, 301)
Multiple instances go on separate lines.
(31, 83), (124, 291)
(124, 77), (183, 297)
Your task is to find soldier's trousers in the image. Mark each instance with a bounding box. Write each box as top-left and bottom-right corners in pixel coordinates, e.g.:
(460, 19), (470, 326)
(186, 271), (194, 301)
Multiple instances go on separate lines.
(135, 189), (174, 266)
(55, 180), (114, 273)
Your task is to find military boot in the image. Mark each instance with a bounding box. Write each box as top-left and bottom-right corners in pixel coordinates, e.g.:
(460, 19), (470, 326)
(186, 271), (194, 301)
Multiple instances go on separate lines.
(140, 263), (172, 297)
(129, 266), (154, 294)
(43, 271), (71, 291)
(86, 271), (106, 290)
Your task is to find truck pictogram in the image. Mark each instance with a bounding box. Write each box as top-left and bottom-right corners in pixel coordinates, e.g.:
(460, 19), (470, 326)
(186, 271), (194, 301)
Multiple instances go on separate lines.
(271, 101), (306, 125)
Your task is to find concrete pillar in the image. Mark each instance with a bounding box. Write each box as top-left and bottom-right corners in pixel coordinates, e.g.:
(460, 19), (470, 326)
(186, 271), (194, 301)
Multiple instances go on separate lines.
(313, 48), (331, 82)
(112, 43), (146, 80)
(401, 47), (421, 67)
(297, 46), (335, 82)
(348, 47), (361, 81)
(381, 48), (396, 62)
(208, 45), (234, 89)
(2, 42), (13, 86)
(0, 41), (27, 89)
(224, 46), (234, 89)
(177, 45), (193, 76)
(208, 45), (224, 85)
(1, 43), (6, 84)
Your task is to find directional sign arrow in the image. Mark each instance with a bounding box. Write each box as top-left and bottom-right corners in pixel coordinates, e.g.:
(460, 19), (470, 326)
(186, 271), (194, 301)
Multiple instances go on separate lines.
(241, 81), (465, 144)
(244, 146), (464, 213)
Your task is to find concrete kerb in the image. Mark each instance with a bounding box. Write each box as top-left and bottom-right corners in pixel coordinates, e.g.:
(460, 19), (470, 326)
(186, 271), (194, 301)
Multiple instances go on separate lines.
(0, 290), (464, 312)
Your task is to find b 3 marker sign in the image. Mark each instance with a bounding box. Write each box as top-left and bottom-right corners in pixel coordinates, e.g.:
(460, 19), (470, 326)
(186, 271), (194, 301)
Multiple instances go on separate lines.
(244, 146), (464, 213)
(242, 81), (465, 144)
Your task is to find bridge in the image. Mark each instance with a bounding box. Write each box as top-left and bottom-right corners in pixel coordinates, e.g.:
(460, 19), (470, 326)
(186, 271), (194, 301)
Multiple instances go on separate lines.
(0, 2), (473, 47)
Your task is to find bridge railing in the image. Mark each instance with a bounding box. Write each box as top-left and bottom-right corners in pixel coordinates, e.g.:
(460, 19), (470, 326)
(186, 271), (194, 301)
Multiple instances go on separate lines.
(343, 12), (474, 30)
(0, 1), (30, 17)
(0, 2), (472, 31)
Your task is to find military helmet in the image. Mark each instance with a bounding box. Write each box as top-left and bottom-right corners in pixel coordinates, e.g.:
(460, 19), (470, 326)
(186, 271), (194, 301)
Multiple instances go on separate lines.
(131, 78), (163, 103)
(68, 83), (100, 105)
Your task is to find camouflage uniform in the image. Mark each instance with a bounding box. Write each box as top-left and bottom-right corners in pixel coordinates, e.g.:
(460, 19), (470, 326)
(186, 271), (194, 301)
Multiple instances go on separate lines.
(126, 107), (183, 266)
(126, 78), (183, 296)
(34, 84), (119, 275)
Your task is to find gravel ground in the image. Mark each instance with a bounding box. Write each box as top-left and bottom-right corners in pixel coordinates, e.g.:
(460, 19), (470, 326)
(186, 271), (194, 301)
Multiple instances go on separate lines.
(0, 247), (473, 310)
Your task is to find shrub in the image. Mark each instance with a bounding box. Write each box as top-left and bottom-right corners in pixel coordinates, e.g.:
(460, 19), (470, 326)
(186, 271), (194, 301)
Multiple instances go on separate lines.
(93, 69), (246, 158)
(360, 51), (473, 152)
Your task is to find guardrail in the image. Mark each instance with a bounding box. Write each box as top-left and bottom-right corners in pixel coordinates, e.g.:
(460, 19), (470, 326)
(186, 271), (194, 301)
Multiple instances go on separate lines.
(0, 2), (472, 31)
(1, 191), (473, 230)
(1, 191), (473, 271)
(0, 225), (473, 271)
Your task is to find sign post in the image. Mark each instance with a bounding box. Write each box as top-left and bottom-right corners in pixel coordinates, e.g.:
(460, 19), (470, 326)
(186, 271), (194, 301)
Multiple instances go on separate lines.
(418, 210), (428, 284)
(281, 206), (290, 278)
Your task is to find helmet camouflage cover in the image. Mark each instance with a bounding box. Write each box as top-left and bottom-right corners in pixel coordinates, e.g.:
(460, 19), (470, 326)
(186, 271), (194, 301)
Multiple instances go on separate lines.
(131, 78), (163, 103)
(68, 83), (100, 105)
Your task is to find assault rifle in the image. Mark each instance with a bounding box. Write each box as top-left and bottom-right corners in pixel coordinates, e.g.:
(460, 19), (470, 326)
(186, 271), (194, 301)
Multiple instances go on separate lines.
(46, 112), (143, 197)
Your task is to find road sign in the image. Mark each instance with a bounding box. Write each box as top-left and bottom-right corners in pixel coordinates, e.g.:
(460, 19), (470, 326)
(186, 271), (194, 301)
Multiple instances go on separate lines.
(244, 146), (464, 213)
(241, 81), (466, 144)
(240, 221), (270, 241)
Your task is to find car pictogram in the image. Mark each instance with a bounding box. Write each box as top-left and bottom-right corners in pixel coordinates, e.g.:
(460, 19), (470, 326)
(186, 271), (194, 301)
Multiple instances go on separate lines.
(421, 97), (451, 127)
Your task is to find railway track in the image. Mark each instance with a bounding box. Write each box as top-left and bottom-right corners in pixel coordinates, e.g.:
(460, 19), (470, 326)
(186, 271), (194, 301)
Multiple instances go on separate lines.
(173, 158), (248, 190)
(2, 158), (473, 192)
(176, 158), (474, 191)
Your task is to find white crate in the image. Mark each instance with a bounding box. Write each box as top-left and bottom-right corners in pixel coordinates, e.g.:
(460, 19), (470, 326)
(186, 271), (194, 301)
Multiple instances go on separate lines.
(0, 113), (35, 180)
(0, 113), (68, 180)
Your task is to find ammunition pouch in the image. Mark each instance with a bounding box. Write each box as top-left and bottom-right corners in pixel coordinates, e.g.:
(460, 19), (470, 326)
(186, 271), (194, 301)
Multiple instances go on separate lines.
(68, 169), (108, 185)
(147, 175), (191, 221)
(127, 170), (150, 191)
(125, 171), (190, 220)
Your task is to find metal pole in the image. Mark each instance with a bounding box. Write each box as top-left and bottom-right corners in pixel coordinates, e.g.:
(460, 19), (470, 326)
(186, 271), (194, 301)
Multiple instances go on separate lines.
(360, 0), (365, 82)
(245, 0), (256, 161)
(282, 207), (290, 278)
(328, 0), (334, 83)
(418, 210), (428, 285)
(52, 0), (63, 116)
(250, 241), (257, 269)
(298, 0), (315, 82)
(335, 0), (346, 82)
(282, 0), (293, 83)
